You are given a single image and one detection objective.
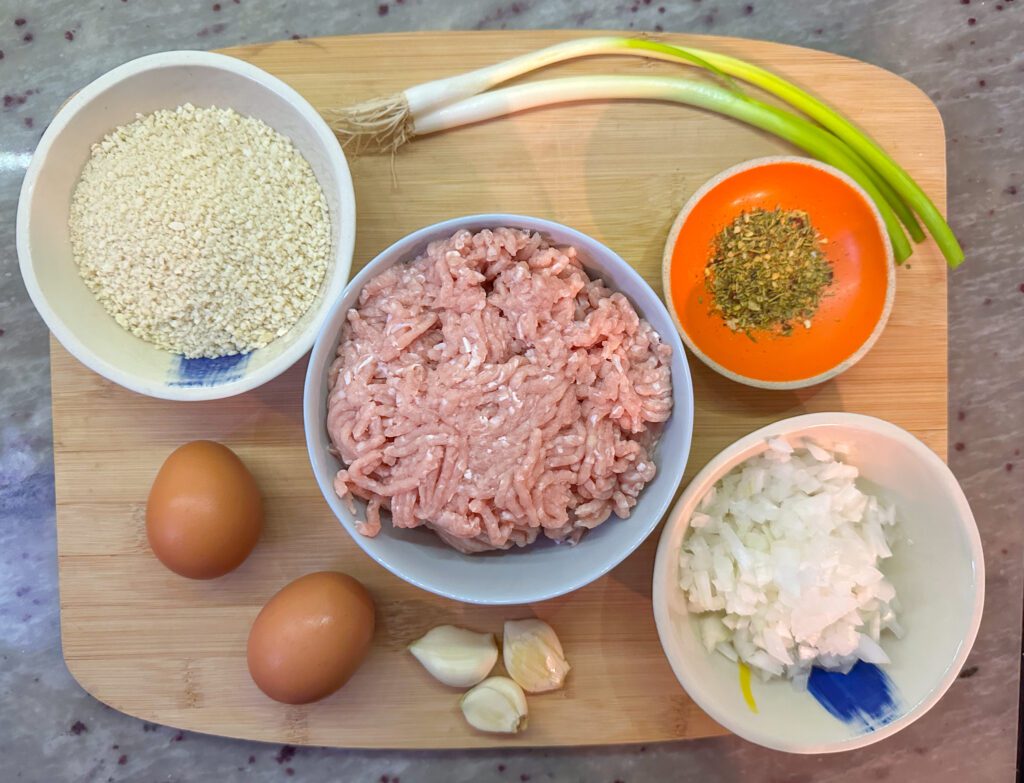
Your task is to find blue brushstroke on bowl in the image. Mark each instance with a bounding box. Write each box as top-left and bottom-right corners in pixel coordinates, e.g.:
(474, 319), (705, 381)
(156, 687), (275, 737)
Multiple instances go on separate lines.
(169, 353), (251, 387)
(808, 662), (900, 731)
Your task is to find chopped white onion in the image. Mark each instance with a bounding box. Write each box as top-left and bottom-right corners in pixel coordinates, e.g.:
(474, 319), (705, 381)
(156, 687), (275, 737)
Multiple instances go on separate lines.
(679, 438), (899, 681)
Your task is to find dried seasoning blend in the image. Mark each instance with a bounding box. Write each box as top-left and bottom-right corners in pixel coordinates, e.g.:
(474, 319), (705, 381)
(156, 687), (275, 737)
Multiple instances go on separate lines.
(705, 207), (833, 336)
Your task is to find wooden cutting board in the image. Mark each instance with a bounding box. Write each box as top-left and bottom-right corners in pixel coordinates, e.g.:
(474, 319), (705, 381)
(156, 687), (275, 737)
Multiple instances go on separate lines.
(52, 30), (948, 749)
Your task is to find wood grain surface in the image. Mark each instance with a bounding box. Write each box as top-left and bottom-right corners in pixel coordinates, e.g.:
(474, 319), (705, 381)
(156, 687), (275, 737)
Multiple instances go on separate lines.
(52, 30), (948, 749)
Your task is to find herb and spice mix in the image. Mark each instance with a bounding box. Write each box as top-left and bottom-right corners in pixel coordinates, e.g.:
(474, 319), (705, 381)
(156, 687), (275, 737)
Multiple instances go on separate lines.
(705, 207), (833, 337)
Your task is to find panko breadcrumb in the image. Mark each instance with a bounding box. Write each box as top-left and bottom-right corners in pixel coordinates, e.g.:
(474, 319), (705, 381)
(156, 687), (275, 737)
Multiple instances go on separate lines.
(69, 103), (330, 358)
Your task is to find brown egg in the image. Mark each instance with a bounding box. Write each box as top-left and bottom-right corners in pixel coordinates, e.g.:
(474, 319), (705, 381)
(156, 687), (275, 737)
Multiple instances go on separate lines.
(247, 571), (375, 704)
(146, 440), (263, 579)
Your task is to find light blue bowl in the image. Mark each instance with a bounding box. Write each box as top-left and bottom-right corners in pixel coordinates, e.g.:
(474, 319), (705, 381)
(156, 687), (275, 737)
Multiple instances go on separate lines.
(304, 214), (694, 605)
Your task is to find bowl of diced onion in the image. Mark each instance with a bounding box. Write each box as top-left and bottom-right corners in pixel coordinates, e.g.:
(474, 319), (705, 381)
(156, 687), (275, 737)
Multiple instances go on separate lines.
(652, 412), (983, 753)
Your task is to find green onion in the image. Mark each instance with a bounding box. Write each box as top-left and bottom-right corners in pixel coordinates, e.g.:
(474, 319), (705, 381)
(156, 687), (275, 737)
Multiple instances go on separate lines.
(626, 40), (961, 266)
(411, 75), (912, 262)
(326, 36), (960, 267)
(618, 39), (927, 245)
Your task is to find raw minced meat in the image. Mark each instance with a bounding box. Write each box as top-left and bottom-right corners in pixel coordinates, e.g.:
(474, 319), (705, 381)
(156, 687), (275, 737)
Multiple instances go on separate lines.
(326, 227), (672, 553)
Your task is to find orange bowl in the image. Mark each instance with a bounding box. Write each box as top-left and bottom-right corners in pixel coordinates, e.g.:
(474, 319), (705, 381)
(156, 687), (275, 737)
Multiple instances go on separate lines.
(662, 156), (894, 389)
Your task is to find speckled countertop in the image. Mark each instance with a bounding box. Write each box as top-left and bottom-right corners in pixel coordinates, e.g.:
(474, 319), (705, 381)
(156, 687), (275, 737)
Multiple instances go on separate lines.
(1, 0), (1021, 781)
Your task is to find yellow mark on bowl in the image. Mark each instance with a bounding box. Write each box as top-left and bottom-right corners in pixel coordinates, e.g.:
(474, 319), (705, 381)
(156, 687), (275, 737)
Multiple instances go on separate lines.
(738, 661), (758, 713)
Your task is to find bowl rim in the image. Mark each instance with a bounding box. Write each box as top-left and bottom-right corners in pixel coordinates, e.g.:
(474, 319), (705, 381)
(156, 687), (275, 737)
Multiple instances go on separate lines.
(651, 411), (985, 753)
(661, 156), (896, 391)
(16, 49), (356, 401)
(304, 213), (695, 604)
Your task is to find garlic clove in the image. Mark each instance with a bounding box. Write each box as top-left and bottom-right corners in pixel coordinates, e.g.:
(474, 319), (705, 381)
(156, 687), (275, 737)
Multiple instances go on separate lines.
(459, 676), (528, 734)
(502, 618), (571, 693)
(408, 625), (498, 688)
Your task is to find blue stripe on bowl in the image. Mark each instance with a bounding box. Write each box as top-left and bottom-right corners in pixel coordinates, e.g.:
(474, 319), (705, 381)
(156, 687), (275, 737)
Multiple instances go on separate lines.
(169, 352), (251, 387)
(808, 662), (900, 732)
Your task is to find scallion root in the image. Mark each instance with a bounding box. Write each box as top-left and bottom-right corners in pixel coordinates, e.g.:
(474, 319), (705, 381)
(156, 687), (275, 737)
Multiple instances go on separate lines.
(323, 92), (413, 155)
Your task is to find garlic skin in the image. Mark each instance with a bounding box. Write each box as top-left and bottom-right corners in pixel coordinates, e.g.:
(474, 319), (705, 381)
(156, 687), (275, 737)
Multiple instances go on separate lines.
(460, 676), (528, 734)
(408, 625), (498, 688)
(502, 619), (571, 693)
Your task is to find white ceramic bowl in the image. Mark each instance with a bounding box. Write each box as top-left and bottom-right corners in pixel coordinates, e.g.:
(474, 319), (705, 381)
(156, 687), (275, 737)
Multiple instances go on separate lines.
(305, 214), (695, 605)
(652, 413), (984, 753)
(17, 51), (355, 400)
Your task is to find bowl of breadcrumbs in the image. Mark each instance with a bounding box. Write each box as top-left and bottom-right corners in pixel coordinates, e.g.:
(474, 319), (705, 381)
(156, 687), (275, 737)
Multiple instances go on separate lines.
(17, 50), (355, 400)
